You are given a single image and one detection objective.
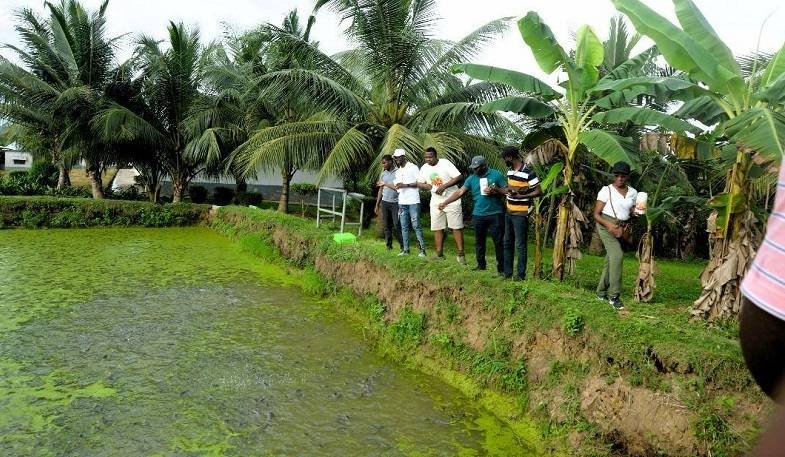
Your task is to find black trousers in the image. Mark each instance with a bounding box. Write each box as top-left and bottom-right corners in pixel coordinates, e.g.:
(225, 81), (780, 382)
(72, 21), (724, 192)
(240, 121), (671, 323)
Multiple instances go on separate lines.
(380, 200), (403, 250)
(473, 213), (504, 272)
(740, 296), (785, 402)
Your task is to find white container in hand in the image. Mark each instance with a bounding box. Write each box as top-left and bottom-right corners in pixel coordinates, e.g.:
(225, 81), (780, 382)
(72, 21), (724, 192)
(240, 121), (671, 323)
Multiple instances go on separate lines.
(635, 192), (648, 215)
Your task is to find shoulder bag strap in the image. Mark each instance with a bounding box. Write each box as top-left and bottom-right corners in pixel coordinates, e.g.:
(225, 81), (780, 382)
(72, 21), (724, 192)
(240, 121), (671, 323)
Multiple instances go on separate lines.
(607, 186), (620, 221)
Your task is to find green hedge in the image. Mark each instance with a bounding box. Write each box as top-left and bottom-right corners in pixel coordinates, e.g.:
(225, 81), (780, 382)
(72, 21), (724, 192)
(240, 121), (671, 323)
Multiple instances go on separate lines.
(0, 196), (211, 229)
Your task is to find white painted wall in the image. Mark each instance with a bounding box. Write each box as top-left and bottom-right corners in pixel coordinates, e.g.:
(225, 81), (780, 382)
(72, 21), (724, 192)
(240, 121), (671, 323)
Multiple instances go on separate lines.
(188, 168), (344, 188)
(3, 150), (32, 170)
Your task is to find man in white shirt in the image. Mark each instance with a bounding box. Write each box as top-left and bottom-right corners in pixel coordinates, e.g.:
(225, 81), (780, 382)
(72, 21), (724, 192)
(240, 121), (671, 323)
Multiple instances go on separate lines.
(390, 149), (426, 257)
(416, 147), (466, 264)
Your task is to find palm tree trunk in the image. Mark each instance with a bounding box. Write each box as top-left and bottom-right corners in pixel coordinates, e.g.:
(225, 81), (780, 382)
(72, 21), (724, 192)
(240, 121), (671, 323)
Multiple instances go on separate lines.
(693, 147), (760, 320)
(235, 175), (247, 193)
(172, 179), (186, 203)
(147, 182), (161, 203)
(56, 162), (70, 189)
(86, 163), (104, 199)
(278, 167), (293, 213)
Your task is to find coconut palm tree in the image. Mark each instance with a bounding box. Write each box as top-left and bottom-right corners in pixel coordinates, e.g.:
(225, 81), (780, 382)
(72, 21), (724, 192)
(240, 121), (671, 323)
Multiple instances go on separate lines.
(211, 11), (325, 212)
(94, 22), (214, 203)
(612, 0), (785, 319)
(230, 0), (519, 200)
(454, 12), (694, 280)
(0, 1), (120, 196)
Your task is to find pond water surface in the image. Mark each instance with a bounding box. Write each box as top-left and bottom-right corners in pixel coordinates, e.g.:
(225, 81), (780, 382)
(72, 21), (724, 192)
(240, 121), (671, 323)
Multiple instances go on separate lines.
(0, 227), (532, 456)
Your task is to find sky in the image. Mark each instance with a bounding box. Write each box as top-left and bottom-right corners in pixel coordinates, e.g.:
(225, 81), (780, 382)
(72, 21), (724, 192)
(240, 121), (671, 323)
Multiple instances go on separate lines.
(0, 0), (783, 85)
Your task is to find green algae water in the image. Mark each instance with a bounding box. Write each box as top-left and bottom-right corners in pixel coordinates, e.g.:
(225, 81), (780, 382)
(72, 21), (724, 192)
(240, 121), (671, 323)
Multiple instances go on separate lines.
(0, 227), (533, 456)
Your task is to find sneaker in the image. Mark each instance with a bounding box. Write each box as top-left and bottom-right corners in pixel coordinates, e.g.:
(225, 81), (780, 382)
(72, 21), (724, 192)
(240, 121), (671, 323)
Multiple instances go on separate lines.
(398, 250), (409, 256)
(596, 294), (608, 302)
(609, 295), (624, 310)
(456, 254), (467, 266)
(418, 251), (427, 258)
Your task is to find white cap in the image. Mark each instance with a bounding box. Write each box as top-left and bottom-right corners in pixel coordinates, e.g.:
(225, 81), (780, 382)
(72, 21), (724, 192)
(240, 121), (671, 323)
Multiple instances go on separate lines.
(392, 149), (406, 157)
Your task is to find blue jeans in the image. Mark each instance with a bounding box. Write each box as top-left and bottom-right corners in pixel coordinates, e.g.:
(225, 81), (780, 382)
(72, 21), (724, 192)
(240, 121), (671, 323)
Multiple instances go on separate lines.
(473, 213), (504, 272)
(399, 203), (425, 253)
(503, 213), (529, 279)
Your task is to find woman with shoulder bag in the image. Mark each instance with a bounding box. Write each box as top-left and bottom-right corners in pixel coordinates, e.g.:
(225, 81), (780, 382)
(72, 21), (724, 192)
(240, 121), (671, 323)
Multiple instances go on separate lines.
(593, 161), (637, 310)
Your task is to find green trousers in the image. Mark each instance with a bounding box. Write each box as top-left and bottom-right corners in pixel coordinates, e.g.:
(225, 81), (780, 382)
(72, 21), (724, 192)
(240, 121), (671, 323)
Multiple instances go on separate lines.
(596, 220), (624, 298)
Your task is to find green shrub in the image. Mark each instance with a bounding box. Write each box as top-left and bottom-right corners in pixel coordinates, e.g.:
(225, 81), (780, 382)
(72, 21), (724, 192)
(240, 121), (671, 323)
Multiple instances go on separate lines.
(232, 191), (263, 206)
(108, 186), (144, 201)
(20, 208), (46, 228)
(28, 161), (59, 187)
(0, 173), (41, 196)
(46, 186), (92, 198)
(189, 185), (209, 204)
(563, 308), (585, 336)
(0, 196), (209, 228)
(212, 187), (235, 206)
(49, 206), (89, 228)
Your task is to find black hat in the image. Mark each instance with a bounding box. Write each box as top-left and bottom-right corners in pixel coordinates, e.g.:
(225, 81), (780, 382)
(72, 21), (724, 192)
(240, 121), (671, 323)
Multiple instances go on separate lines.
(611, 161), (631, 175)
(468, 155), (487, 169)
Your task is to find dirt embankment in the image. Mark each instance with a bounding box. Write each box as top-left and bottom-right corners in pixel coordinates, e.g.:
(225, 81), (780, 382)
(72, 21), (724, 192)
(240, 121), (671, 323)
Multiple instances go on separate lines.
(216, 208), (767, 456)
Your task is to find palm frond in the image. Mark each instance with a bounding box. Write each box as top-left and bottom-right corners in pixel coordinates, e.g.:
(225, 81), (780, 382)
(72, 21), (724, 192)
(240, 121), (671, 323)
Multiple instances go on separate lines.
(258, 69), (369, 117)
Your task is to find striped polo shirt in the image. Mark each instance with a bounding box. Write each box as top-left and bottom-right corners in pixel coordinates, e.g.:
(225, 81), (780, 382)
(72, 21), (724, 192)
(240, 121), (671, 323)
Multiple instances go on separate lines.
(742, 164), (785, 321)
(506, 164), (539, 214)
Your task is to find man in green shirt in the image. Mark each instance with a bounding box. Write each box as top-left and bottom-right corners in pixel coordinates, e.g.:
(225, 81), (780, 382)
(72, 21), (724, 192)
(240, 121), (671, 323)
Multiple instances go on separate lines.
(438, 155), (507, 272)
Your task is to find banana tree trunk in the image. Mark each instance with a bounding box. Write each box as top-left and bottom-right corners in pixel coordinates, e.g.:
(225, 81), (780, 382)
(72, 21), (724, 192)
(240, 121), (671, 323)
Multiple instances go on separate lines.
(588, 225), (604, 255)
(692, 147), (760, 320)
(551, 159), (575, 280)
(533, 212), (544, 279)
(679, 212), (696, 260)
(543, 193), (557, 247)
(634, 229), (656, 302)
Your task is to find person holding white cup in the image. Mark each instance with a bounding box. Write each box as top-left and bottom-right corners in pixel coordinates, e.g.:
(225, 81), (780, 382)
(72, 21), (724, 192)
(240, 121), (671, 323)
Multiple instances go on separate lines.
(438, 155), (507, 273)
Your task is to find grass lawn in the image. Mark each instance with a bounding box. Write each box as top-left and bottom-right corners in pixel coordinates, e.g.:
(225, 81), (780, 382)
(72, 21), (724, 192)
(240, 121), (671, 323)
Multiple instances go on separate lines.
(316, 210), (706, 309)
(66, 168), (117, 187)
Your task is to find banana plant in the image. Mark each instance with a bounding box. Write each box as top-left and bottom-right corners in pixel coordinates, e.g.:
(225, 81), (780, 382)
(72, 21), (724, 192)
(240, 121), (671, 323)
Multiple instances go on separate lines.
(531, 160), (567, 279)
(632, 154), (698, 302)
(453, 12), (687, 280)
(612, 0), (785, 320)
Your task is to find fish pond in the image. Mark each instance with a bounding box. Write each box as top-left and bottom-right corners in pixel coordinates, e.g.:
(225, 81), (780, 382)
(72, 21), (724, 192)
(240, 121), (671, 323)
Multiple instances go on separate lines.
(0, 227), (533, 456)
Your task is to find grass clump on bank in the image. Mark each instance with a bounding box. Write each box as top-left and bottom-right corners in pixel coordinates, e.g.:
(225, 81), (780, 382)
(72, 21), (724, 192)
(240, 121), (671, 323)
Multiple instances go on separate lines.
(0, 196), (210, 228)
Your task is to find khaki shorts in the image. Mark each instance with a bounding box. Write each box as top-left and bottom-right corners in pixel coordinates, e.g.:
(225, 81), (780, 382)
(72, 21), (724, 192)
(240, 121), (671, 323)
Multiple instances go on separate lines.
(430, 204), (464, 230)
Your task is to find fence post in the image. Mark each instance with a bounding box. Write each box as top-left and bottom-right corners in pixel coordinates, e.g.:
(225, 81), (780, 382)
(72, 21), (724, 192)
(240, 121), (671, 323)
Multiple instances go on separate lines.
(316, 187), (322, 228)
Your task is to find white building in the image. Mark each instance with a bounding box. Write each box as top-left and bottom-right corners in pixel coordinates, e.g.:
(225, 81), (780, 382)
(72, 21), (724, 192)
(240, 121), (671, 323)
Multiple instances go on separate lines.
(2, 149), (33, 170)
